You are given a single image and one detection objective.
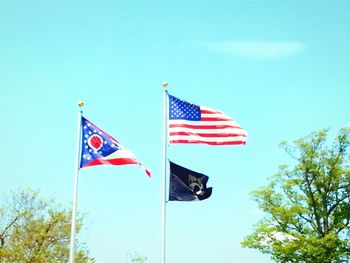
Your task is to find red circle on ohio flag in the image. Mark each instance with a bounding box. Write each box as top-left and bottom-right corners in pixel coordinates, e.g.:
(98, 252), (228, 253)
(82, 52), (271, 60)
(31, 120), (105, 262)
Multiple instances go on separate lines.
(88, 135), (103, 150)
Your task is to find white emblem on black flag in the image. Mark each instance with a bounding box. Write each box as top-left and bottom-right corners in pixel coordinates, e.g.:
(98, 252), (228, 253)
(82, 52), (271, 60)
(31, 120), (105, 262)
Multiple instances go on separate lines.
(169, 161), (212, 201)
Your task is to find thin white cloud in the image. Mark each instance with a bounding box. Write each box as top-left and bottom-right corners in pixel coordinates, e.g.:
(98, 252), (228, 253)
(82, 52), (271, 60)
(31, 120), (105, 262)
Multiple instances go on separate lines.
(204, 41), (305, 59)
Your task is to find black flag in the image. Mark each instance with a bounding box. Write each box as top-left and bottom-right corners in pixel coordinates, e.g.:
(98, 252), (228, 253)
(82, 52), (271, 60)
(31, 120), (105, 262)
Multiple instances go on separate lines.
(169, 161), (212, 201)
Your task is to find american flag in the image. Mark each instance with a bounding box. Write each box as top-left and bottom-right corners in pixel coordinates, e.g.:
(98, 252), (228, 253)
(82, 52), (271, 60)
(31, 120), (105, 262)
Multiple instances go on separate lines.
(168, 94), (247, 146)
(80, 117), (151, 177)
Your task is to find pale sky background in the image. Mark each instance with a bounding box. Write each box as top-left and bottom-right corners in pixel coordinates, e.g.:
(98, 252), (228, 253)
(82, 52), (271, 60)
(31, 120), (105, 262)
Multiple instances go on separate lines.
(1, 1), (350, 263)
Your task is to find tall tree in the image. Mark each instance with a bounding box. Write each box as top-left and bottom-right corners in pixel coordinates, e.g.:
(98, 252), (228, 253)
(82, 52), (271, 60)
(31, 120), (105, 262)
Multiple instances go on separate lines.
(242, 129), (350, 263)
(0, 189), (94, 263)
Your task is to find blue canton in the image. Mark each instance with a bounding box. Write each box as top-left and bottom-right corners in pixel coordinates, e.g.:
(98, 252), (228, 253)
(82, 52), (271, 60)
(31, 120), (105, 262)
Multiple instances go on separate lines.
(80, 117), (120, 167)
(168, 94), (201, 121)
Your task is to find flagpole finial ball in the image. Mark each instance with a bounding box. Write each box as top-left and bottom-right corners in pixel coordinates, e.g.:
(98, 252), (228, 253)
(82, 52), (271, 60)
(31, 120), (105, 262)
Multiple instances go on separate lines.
(78, 101), (84, 108)
(162, 81), (168, 88)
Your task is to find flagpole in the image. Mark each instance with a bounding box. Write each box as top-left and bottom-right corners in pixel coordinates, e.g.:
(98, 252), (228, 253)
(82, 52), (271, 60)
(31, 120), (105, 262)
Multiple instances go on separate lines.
(161, 81), (168, 263)
(69, 101), (84, 263)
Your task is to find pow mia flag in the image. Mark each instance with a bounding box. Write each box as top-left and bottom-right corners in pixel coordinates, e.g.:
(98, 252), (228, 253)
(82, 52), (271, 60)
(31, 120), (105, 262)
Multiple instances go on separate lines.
(169, 161), (212, 201)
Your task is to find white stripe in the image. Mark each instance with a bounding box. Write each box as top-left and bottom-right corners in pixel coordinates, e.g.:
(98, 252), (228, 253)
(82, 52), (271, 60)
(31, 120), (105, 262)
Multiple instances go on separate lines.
(101, 149), (136, 161)
(169, 135), (247, 142)
(169, 120), (239, 126)
(169, 127), (247, 135)
(200, 106), (223, 113)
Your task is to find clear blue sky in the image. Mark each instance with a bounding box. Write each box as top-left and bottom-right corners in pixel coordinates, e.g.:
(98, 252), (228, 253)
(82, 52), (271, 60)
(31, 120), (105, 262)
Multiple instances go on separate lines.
(1, 1), (349, 263)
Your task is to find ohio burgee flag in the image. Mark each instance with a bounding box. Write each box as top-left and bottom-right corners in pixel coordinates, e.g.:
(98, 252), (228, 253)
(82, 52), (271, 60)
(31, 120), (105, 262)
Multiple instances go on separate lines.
(80, 117), (151, 177)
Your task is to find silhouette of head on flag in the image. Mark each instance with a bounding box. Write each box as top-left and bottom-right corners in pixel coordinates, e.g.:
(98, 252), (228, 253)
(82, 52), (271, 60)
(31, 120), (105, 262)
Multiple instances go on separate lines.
(169, 161), (212, 201)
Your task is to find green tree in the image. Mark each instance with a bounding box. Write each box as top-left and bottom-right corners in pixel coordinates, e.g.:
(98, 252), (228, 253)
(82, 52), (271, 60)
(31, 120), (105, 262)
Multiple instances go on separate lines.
(128, 251), (148, 263)
(0, 189), (94, 263)
(242, 129), (350, 263)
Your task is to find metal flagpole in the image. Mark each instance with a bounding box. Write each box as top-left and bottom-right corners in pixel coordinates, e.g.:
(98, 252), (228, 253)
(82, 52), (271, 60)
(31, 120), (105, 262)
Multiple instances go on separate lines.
(161, 81), (168, 263)
(69, 101), (84, 263)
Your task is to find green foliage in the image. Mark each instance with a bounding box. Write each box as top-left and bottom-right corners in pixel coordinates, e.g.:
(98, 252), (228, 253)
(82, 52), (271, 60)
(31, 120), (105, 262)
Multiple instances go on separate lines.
(128, 251), (148, 263)
(0, 189), (94, 263)
(242, 128), (350, 263)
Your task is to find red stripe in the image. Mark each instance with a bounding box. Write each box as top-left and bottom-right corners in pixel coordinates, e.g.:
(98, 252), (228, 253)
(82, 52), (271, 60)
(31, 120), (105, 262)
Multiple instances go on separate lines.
(139, 163), (152, 177)
(169, 124), (243, 130)
(169, 131), (247, 138)
(144, 169), (151, 177)
(82, 158), (139, 168)
(200, 109), (221, 114)
(169, 140), (246, 145)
